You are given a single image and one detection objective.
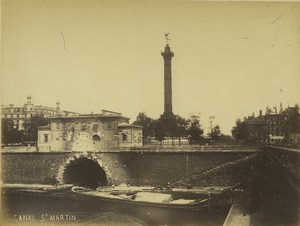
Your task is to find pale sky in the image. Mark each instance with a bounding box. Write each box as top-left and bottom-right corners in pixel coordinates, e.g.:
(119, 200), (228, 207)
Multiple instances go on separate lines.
(2, 0), (300, 135)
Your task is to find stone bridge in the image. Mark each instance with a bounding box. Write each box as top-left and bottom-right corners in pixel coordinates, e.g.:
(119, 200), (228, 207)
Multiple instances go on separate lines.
(1, 150), (259, 188)
(2, 147), (299, 190)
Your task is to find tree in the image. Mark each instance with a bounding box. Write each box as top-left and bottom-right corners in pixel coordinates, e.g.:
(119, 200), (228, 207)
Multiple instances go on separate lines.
(174, 115), (188, 145)
(1, 118), (23, 145)
(282, 104), (300, 147)
(133, 112), (155, 144)
(147, 114), (188, 145)
(23, 114), (49, 142)
(153, 118), (166, 142)
(218, 134), (236, 144)
(283, 105), (300, 134)
(209, 124), (221, 143)
(186, 115), (204, 144)
(231, 119), (246, 141)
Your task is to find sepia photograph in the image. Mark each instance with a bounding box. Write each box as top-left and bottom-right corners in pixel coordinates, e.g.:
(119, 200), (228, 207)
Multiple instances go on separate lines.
(1, 0), (300, 225)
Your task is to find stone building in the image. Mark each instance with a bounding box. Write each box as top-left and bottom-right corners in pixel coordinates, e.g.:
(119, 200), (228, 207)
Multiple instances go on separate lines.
(241, 104), (299, 145)
(37, 110), (143, 151)
(242, 114), (266, 143)
(37, 125), (51, 151)
(1, 96), (79, 130)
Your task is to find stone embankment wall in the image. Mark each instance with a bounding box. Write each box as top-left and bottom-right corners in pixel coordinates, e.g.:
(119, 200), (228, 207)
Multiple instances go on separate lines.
(223, 146), (300, 226)
(1, 150), (257, 186)
(264, 145), (300, 191)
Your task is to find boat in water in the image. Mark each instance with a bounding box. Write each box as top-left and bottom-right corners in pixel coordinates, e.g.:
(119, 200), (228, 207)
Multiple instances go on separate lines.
(72, 186), (211, 211)
(2, 183), (73, 193)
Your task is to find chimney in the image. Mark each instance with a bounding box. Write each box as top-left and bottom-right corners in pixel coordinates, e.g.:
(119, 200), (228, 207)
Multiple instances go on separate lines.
(27, 95), (32, 104)
(259, 110), (262, 117)
(56, 101), (60, 110)
(252, 112), (255, 118)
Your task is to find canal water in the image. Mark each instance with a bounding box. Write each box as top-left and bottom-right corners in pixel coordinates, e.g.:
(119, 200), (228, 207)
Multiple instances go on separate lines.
(1, 188), (230, 226)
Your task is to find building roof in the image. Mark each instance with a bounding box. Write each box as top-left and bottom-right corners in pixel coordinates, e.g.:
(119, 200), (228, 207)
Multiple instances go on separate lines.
(2, 105), (23, 109)
(118, 122), (142, 128)
(63, 110), (79, 114)
(50, 114), (129, 120)
(37, 125), (51, 130)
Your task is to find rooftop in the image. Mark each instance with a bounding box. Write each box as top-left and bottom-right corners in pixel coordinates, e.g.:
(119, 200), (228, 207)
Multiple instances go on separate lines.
(118, 122), (142, 128)
(50, 113), (129, 120)
(37, 125), (51, 130)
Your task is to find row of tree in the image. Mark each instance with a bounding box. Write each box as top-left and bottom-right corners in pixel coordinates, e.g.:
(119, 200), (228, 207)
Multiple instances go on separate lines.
(133, 112), (232, 145)
(1, 115), (49, 145)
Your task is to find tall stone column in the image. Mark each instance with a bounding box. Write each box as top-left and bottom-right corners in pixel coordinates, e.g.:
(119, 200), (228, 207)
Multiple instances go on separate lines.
(161, 44), (174, 119)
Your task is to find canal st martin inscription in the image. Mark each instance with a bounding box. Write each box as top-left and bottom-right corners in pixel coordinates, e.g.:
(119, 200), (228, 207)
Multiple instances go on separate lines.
(1, 1), (300, 226)
(13, 214), (76, 222)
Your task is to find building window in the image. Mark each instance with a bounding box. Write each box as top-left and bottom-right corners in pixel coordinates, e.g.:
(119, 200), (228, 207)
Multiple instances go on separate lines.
(56, 123), (60, 129)
(122, 133), (127, 142)
(93, 135), (101, 141)
(92, 124), (99, 133)
(63, 132), (67, 140)
(44, 134), (49, 142)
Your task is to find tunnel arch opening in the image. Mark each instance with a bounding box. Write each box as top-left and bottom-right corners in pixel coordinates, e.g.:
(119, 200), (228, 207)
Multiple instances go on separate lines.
(93, 134), (101, 141)
(62, 156), (108, 189)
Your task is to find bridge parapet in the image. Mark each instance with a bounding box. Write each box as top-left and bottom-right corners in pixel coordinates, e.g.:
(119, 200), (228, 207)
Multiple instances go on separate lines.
(263, 145), (300, 193)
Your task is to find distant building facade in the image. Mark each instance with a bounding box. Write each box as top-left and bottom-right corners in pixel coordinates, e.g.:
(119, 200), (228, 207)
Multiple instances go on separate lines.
(241, 104), (300, 146)
(37, 110), (143, 151)
(1, 96), (79, 130)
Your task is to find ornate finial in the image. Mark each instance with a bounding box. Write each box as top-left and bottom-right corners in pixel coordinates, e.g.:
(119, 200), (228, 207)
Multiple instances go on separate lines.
(164, 33), (170, 44)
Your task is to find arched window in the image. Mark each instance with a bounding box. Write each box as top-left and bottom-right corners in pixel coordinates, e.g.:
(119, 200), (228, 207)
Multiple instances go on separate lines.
(93, 135), (100, 141)
(122, 133), (127, 142)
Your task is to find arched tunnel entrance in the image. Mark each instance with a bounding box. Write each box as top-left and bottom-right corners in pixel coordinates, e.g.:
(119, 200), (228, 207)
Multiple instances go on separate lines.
(62, 156), (108, 189)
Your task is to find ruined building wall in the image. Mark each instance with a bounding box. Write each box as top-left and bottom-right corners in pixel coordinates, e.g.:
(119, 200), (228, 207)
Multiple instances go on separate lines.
(50, 118), (129, 151)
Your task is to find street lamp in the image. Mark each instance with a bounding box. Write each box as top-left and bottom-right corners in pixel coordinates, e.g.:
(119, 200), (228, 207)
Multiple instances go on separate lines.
(209, 116), (215, 145)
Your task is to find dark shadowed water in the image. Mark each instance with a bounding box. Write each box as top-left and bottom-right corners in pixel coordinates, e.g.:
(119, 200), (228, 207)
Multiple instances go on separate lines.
(1, 189), (230, 226)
